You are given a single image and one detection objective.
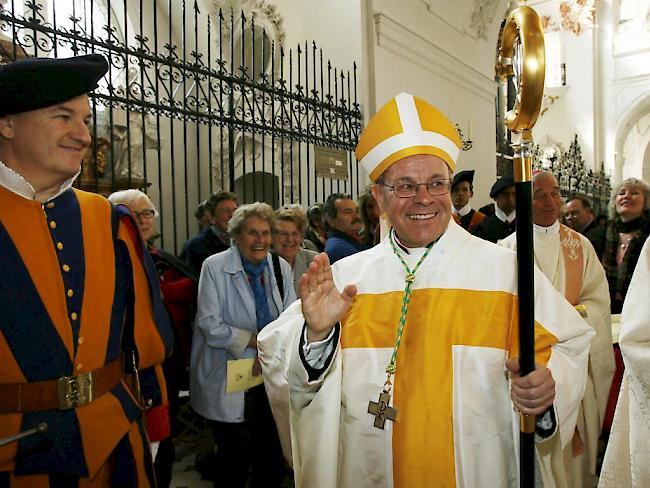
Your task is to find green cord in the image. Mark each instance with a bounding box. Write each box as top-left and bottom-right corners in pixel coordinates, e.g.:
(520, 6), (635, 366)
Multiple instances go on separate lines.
(384, 232), (435, 384)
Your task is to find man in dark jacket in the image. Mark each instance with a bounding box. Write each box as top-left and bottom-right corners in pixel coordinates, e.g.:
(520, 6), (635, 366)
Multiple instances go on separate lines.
(472, 176), (516, 243)
(565, 195), (606, 258)
(323, 192), (367, 263)
(181, 191), (238, 273)
(451, 170), (485, 232)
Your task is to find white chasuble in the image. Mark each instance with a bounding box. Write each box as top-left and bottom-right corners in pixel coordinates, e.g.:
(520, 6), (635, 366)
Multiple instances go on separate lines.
(599, 237), (650, 487)
(260, 220), (594, 487)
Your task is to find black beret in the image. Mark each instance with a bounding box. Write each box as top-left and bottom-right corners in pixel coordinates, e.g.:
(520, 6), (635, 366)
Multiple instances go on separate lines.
(451, 170), (475, 189)
(0, 54), (108, 116)
(489, 175), (515, 199)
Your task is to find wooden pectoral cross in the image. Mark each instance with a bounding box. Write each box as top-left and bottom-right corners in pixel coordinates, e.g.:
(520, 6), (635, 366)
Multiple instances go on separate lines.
(368, 391), (398, 429)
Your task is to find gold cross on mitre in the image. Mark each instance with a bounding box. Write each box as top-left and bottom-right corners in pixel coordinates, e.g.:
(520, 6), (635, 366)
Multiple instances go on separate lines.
(368, 391), (398, 429)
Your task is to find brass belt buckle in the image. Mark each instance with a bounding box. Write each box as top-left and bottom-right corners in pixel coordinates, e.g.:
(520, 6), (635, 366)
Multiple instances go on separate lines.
(57, 371), (95, 409)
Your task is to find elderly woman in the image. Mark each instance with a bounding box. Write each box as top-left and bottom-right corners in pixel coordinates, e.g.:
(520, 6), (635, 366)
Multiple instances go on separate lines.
(190, 202), (296, 488)
(108, 188), (158, 241)
(108, 189), (197, 488)
(601, 177), (650, 314)
(273, 206), (318, 298)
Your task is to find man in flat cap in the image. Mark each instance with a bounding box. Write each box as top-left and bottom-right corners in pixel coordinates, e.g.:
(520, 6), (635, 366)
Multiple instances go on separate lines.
(472, 175), (517, 243)
(0, 55), (172, 487)
(258, 93), (593, 486)
(451, 169), (485, 232)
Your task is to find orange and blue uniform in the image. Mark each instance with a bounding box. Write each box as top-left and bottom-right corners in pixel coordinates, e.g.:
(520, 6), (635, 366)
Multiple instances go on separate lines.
(0, 186), (172, 487)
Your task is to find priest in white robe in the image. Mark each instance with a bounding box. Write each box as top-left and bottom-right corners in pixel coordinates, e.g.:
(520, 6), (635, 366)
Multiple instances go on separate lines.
(500, 171), (615, 487)
(598, 236), (650, 487)
(258, 93), (594, 488)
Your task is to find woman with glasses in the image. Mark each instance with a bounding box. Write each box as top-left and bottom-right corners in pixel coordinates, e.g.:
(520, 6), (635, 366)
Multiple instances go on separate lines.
(108, 189), (158, 241)
(273, 206), (318, 298)
(108, 189), (197, 488)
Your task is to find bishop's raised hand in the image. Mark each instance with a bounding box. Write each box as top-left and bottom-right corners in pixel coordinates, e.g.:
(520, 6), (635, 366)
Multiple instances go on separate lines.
(299, 253), (357, 343)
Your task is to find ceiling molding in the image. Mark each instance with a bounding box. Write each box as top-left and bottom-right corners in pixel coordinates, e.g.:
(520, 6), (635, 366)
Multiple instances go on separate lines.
(374, 14), (497, 103)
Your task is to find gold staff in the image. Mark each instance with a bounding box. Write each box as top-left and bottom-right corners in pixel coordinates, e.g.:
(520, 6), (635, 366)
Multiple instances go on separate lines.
(496, 6), (545, 487)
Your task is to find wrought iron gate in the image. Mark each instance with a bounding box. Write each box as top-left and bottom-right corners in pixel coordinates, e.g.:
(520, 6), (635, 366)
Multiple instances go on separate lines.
(0, 0), (363, 253)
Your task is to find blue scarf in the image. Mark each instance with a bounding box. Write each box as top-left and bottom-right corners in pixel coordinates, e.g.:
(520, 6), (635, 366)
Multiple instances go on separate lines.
(241, 256), (273, 330)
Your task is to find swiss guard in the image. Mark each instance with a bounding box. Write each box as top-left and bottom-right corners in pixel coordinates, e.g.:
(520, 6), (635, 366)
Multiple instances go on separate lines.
(0, 55), (172, 487)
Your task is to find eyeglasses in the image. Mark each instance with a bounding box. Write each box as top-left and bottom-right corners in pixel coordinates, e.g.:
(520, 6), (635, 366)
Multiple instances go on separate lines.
(381, 179), (451, 198)
(133, 209), (156, 220)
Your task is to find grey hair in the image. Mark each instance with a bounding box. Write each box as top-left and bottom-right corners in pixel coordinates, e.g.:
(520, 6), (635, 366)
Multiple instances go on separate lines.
(108, 189), (158, 216)
(228, 201), (275, 238)
(274, 206), (308, 233)
(608, 177), (650, 219)
(532, 170), (558, 185)
(532, 171), (562, 197)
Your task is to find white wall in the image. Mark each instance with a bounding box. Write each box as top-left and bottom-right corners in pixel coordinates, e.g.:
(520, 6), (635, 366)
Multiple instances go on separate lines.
(526, 0), (650, 187)
(608, 0), (650, 184)
(526, 0), (598, 173)
(271, 0), (362, 78)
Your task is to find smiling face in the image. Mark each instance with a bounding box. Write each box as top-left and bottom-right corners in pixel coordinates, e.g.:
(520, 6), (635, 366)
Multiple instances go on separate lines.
(615, 184), (646, 222)
(0, 95), (92, 193)
(273, 219), (303, 266)
(236, 215), (273, 265)
(371, 154), (452, 248)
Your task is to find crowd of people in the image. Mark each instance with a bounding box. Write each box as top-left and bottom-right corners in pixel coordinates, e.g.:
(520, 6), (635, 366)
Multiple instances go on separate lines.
(2, 54), (650, 488)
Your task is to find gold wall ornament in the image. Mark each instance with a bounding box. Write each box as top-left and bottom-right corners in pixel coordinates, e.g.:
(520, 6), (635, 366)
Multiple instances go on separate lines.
(540, 94), (560, 118)
(81, 137), (110, 180)
(454, 123), (473, 151)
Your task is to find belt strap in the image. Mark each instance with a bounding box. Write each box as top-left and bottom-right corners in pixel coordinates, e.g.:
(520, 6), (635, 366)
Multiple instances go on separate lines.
(0, 357), (123, 413)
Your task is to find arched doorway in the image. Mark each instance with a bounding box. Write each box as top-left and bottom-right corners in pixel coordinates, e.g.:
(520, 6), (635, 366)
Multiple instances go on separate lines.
(615, 95), (650, 183)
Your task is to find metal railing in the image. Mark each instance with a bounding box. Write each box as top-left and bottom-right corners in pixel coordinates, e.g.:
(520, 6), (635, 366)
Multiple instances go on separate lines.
(531, 135), (612, 215)
(1, 0), (363, 253)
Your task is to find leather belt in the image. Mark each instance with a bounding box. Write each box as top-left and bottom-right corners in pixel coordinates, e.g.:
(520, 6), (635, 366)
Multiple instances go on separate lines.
(0, 357), (124, 413)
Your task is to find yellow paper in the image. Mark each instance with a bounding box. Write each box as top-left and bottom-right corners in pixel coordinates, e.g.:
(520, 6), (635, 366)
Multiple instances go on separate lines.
(226, 358), (264, 393)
